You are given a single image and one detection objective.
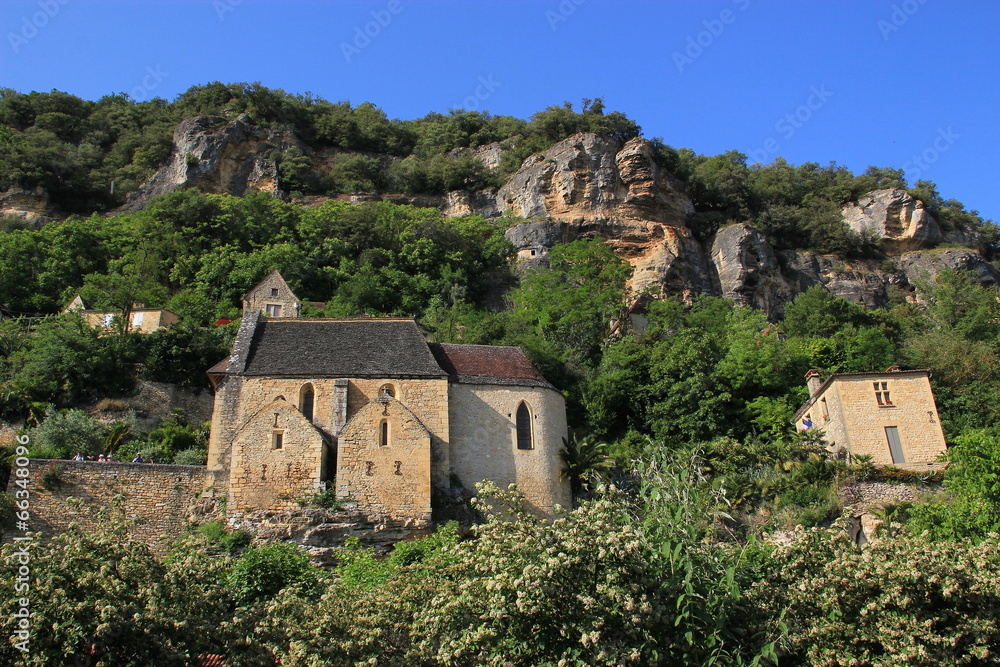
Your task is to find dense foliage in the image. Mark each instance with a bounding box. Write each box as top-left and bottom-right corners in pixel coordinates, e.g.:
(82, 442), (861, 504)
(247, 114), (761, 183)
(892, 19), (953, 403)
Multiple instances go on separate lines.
(4, 466), (999, 665)
(0, 85), (638, 210)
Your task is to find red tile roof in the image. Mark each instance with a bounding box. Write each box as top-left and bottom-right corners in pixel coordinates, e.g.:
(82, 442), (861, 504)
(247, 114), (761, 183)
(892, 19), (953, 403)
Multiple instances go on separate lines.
(428, 343), (553, 388)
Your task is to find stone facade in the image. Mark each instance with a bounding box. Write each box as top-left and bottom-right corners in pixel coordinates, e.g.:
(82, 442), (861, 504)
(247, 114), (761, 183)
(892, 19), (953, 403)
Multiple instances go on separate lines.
(242, 269), (300, 318)
(448, 383), (571, 514)
(229, 397), (329, 512)
(337, 398), (433, 524)
(792, 368), (947, 465)
(4, 460), (209, 554)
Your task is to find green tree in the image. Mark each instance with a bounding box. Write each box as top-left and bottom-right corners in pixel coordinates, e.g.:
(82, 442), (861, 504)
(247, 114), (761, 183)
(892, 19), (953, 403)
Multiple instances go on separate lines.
(511, 238), (631, 366)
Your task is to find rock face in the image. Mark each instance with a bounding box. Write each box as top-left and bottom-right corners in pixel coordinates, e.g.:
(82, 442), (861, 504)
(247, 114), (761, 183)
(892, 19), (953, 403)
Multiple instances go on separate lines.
(842, 189), (941, 249)
(119, 114), (302, 212)
(0, 186), (58, 225)
(498, 134), (710, 298)
(896, 249), (1000, 287)
(710, 224), (794, 319)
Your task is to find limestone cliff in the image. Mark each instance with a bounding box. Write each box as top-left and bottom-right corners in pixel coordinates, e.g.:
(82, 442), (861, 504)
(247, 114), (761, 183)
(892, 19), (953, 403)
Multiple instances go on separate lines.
(119, 114), (302, 212)
(110, 115), (996, 317)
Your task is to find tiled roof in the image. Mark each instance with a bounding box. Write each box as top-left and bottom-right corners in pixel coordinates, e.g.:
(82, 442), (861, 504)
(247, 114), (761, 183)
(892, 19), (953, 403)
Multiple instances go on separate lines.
(242, 319), (445, 377)
(428, 343), (554, 389)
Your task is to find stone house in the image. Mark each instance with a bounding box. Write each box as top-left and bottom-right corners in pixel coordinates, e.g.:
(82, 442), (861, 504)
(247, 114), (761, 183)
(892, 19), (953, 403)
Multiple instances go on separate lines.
(791, 367), (947, 465)
(63, 295), (179, 333)
(206, 313), (570, 525)
(242, 269), (300, 318)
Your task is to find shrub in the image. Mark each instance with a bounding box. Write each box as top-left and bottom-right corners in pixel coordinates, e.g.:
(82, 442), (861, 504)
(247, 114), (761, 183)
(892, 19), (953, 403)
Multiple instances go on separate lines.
(228, 543), (320, 606)
(750, 524), (1000, 666)
(29, 407), (105, 459)
(173, 448), (207, 465)
(40, 462), (65, 490)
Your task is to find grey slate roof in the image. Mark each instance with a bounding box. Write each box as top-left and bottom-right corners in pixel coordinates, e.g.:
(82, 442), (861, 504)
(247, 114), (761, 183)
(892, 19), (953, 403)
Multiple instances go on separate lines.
(242, 319), (446, 377)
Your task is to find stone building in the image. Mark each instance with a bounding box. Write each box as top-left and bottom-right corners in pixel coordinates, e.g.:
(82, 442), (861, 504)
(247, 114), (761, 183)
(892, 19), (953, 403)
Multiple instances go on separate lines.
(242, 269), (300, 318)
(206, 313), (570, 525)
(791, 367), (947, 465)
(63, 295), (179, 333)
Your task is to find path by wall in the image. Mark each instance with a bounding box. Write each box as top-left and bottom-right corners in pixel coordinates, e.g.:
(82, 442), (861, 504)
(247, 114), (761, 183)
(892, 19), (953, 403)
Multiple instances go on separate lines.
(4, 460), (211, 554)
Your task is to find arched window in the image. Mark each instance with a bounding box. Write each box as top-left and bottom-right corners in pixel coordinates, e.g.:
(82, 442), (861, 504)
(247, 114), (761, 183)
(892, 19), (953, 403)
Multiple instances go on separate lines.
(378, 383), (395, 399)
(300, 384), (315, 422)
(380, 419), (390, 447)
(516, 402), (533, 450)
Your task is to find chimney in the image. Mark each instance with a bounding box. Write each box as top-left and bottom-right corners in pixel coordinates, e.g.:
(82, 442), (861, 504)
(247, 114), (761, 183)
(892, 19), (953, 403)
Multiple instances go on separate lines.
(805, 369), (823, 397)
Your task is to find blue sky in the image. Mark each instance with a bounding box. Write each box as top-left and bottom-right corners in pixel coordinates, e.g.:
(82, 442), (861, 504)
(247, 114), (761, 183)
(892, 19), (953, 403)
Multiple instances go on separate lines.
(2, 0), (997, 221)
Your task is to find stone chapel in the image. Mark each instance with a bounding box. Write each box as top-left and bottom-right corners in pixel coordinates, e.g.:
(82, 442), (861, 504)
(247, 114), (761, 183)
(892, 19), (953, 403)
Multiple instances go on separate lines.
(205, 281), (570, 525)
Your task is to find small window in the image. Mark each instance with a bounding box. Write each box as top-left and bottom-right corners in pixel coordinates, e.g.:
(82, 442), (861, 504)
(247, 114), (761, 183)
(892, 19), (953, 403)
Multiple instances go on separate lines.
(272, 430), (284, 450)
(530, 249), (537, 256)
(379, 420), (389, 447)
(102, 313), (114, 327)
(270, 288), (279, 297)
(378, 384), (395, 398)
(820, 397), (829, 421)
(874, 381), (892, 406)
(516, 402), (533, 450)
(132, 312), (144, 326)
(265, 303), (282, 317)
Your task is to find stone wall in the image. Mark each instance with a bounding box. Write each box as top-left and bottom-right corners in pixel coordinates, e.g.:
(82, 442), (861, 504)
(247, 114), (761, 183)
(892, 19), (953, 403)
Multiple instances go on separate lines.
(337, 398), (432, 525)
(800, 372), (947, 464)
(448, 383), (570, 515)
(228, 398), (329, 514)
(5, 460), (209, 554)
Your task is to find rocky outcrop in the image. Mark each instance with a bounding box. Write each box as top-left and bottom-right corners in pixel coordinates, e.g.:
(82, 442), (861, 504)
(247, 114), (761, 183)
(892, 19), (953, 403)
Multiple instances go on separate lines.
(779, 251), (891, 309)
(896, 249), (1000, 287)
(710, 224), (795, 319)
(495, 133), (692, 227)
(498, 134), (711, 297)
(0, 186), (58, 225)
(119, 114), (303, 212)
(842, 189), (941, 249)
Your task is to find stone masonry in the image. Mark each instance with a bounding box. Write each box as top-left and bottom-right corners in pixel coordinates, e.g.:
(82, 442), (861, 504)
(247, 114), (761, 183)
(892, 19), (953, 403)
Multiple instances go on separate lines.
(337, 398), (433, 524)
(242, 269), (300, 318)
(5, 460), (209, 555)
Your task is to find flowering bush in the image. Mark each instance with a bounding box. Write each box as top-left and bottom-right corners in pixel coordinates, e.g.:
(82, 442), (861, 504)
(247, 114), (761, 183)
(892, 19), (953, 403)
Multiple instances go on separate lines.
(749, 523), (1000, 666)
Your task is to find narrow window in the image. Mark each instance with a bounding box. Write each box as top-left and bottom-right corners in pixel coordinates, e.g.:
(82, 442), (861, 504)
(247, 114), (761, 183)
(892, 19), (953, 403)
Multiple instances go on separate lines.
(300, 385), (314, 421)
(516, 402), (533, 450)
(270, 288), (279, 297)
(380, 420), (389, 447)
(874, 381), (891, 405)
(885, 426), (904, 464)
(272, 430), (284, 450)
(820, 397), (829, 421)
